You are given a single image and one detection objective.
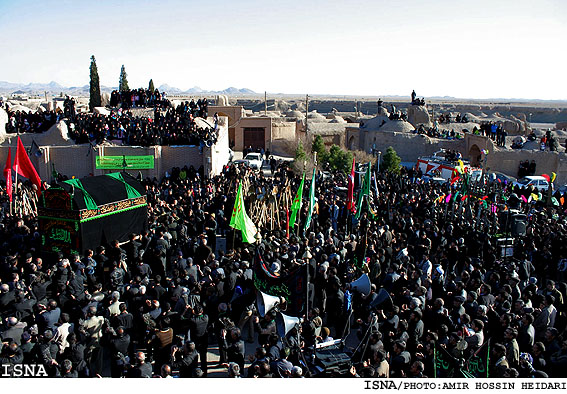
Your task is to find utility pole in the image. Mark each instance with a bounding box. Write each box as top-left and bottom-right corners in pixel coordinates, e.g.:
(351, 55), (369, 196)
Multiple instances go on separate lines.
(264, 91), (267, 116)
(305, 94), (309, 133)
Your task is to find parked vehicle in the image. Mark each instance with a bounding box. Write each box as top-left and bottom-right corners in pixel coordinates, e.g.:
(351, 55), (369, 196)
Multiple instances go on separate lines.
(244, 153), (263, 169)
(513, 176), (550, 191)
(416, 150), (476, 182)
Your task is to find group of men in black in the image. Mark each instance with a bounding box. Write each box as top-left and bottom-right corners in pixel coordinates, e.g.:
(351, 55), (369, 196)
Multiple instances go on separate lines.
(517, 160), (537, 179)
(5, 106), (58, 135)
(109, 88), (170, 110)
(66, 98), (212, 147)
(1, 154), (567, 379)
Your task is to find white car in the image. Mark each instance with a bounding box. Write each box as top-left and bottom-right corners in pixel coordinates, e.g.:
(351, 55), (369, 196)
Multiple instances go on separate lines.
(244, 153), (263, 169)
(513, 176), (550, 191)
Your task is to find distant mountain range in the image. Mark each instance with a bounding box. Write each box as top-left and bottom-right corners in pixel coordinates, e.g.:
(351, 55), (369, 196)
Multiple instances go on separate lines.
(0, 80), (256, 96)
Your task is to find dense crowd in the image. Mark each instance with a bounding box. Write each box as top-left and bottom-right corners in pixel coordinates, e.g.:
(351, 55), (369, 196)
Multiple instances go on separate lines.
(5, 107), (58, 135)
(109, 89), (170, 110)
(66, 99), (214, 147)
(1, 158), (567, 379)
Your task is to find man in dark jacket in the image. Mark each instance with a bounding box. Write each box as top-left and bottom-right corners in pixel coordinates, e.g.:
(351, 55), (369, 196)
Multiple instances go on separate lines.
(222, 327), (245, 372)
(127, 351), (152, 378)
(186, 304), (209, 376)
(170, 341), (199, 377)
(108, 326), (130, 377)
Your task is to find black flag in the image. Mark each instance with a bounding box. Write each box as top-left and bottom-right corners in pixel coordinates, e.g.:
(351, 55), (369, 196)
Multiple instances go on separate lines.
(253, 247), (307, 317)
(434, 343), (459, 378)
(464, 339), (490, 378)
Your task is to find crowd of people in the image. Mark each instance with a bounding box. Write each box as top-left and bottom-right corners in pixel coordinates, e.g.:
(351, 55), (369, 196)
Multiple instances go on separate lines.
(517, 160), (537, 179)
(1, 155), (567, 379)
(438, 113), (470, 124)
(415, 124), (463, 140)
(109, 88), (170, 110)
(4, 107), (58, 135)
(66, 100), (214, 147)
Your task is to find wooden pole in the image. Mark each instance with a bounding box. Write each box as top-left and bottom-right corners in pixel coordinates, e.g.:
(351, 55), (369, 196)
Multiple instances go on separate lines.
(305, 94), (309, 133)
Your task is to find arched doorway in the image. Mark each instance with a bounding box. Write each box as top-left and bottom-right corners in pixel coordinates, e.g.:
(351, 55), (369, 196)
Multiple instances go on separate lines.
(469, 144), (481, 166)
(348, 135), (357, 150)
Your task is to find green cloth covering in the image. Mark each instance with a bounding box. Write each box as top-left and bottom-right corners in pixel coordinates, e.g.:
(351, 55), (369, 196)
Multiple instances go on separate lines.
(63, 179), (98, 210)
(289, 173), (305, 229)
(355, 163), (371, 219)
(303, 169), (316, 233)
(106, 172), (142, 199)
(229, 182), (258, 243)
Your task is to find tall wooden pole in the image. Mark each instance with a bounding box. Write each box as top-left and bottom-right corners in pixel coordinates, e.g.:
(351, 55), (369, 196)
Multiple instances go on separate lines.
(305, 95), (309, 133)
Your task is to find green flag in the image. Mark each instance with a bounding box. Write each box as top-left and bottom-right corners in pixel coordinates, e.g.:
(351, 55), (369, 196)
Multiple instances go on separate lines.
(230, 182), (258, 243)
(355, 163), (371, 219)
(304, 169), (316, 233)
(289, 173), (305, 228)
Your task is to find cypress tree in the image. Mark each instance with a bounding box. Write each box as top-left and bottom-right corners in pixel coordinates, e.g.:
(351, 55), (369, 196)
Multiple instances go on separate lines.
(119, 65), (129, 92)
(89, 55), (101, 111)
(148, 79), (155, 93)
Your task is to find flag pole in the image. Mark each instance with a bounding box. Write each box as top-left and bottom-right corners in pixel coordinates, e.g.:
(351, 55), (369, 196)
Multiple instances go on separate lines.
(13, 157), (18, 218)
(296, 201), (301, 237)
(14, 130), (20, 214)
(305, 251), (310, 323)
(297, 161), (306, 237)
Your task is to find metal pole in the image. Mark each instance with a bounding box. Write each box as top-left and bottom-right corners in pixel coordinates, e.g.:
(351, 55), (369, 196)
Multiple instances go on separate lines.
(264, 91), (267, 116)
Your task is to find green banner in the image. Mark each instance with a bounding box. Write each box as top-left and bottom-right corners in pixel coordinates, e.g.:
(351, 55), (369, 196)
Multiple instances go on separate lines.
(95, 155), (154, 169)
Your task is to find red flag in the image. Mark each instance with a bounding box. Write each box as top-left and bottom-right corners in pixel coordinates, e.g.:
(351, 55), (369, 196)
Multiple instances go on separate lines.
(14, 137), (42, 196)
(541, 174), (550, 183)
(3, 149), (12, 203)
(347, 157), (355, 212)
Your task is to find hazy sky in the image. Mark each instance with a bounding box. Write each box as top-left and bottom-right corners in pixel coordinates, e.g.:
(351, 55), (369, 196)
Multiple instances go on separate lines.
(0, 0), (565, 99)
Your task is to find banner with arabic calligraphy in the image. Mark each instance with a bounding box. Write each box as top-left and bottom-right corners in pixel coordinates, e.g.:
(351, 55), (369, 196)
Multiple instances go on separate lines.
(464, 340), (490, 378)
(434, 344), (458, 378)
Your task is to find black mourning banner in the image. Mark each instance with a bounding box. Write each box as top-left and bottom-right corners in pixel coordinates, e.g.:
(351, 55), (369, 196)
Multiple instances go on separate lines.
(253, 247), (307, 317)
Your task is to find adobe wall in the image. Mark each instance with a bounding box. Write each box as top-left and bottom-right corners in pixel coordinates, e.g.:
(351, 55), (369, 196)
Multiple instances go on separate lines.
(363, 130), (467, 162)
(271, 122), (296, 155)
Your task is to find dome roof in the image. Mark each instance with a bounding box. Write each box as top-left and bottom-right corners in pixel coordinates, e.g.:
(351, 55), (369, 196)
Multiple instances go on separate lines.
(378, 119), (415, 133)
(359, 115), (390, 130)
(307, 111), (327, 122)
(329, 116), (346, 123)
(377, 106), (390, 117)
(285, 109), (305, 119)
